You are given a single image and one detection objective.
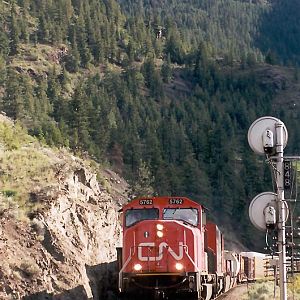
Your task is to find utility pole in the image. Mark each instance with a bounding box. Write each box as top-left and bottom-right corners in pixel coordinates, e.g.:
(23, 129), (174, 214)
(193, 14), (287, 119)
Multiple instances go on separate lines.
(248, 116), (289, 300)
(276, 121), (287, 300)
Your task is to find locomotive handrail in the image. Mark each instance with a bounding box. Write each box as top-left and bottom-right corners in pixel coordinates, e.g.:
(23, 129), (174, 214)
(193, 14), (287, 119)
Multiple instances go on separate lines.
(182, 229), (201, 271)
(119, 247), (134, 274)
(119, 246), (135, 292)
(183, 244), (201, 273)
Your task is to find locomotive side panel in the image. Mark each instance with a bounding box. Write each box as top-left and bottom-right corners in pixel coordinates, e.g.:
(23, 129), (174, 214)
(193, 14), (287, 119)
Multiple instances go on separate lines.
(205, 222), (225, 275)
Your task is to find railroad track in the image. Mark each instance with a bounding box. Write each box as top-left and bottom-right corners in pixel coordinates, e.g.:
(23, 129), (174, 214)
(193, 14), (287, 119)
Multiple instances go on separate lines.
(115, 283), (252, 300)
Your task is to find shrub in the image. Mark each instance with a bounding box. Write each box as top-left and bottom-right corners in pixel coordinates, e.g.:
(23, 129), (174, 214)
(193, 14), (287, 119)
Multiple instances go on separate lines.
(20, 261), (40, 278)
(2, 190), (17, 197)
(0, 122), (34, 150)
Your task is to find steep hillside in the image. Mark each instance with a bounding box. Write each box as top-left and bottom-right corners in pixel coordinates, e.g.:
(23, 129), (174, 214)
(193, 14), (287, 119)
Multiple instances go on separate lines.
(256, 0), (300, 65)
(0, 115), (128, 299)
(118, 0), (300, 65)
(249, 64), (300, 153)
(1, 0), (300, 253)
(118, 0), (268, 60)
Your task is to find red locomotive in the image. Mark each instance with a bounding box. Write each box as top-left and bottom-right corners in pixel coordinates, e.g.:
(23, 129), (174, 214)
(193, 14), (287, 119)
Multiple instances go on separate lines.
(117, 196), (266, 299)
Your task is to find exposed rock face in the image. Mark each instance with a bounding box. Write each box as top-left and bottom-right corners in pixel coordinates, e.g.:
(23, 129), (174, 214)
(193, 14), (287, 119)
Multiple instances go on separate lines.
(0, 163), (127, 300)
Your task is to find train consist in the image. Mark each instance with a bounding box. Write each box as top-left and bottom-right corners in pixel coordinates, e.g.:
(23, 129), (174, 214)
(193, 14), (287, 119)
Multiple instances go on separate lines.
(117, 196), (266, 299)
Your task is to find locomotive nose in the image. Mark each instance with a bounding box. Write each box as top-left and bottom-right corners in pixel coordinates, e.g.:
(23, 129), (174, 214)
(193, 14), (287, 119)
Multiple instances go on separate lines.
(119, 197), (205, 298)
(133, 220), (189, 273)
(121, 219), (200, 293)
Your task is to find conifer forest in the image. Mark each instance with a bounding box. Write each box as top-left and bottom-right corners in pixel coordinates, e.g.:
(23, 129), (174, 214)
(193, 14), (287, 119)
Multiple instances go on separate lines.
(1, 0), (300, 249)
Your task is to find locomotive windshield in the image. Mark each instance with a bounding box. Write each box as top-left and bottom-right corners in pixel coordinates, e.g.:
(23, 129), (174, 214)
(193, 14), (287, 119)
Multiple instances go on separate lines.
(125, 208), (159, 227)
(163, 208), (198, 226)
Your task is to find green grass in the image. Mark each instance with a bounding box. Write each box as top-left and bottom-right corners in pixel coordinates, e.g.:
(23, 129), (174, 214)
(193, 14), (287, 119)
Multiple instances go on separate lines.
(0, 146), (56, 220)
(0, 120), (57, 220)
(0, 121), (34, 150)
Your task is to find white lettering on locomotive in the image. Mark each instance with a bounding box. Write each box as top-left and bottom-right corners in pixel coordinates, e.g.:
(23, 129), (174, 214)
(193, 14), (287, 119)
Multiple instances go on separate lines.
(137, 242), (184, 261)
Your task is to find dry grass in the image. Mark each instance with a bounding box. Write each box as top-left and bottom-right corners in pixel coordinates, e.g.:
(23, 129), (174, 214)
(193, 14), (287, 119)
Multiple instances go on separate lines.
(242, 280), (280, 300)
(0, 146), (56, 220)
(289, 275), (300, 299)
(1, 148), (55, 187)
(0, 121), (34, 150)
(242, 277), (300, 300)
(10, 44), (64, 76)
(9, 43), (90, 98)
(0, 120), (57, 220)
(19, 260), (40, 278)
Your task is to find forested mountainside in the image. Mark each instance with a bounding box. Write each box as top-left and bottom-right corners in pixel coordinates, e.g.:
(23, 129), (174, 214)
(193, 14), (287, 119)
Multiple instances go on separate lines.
(257, 0), (300, 65)
(1, 0), (300, 249)
(118, 0), (267, 62)
(118, 0), (300, 65)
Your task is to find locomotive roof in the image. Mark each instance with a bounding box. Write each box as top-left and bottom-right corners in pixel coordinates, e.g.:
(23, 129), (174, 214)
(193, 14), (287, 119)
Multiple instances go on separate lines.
(121, 196), (202, 211)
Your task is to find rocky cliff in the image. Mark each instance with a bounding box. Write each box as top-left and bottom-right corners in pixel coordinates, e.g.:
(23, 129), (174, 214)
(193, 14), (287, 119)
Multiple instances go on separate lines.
(0, 115), (127, 299)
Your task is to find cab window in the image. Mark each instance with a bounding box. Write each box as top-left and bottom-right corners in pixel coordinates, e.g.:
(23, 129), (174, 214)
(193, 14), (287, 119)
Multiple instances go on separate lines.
(125, 208), (159, 227)
(163, 208), (198, 226)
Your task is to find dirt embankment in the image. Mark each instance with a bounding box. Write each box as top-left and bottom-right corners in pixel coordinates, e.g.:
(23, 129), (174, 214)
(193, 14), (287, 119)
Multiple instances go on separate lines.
(217, 284), (249, 300)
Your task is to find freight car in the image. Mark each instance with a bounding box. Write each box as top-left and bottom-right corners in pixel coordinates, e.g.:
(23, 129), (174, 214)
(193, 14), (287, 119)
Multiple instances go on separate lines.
(239, 252), (266, 282)
(117, 196), (266, 299)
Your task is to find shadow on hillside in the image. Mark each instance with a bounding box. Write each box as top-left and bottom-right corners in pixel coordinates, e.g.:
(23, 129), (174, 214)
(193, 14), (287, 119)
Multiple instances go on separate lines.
(86, 261), (119, 300)
(22, 261), (118, 300)
(22, 285), (90, 300)
(255, 0), (300, 64)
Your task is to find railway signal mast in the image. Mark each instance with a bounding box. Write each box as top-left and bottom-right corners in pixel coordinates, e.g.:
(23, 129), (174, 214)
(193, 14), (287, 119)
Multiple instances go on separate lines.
(248, 116), (289, 300)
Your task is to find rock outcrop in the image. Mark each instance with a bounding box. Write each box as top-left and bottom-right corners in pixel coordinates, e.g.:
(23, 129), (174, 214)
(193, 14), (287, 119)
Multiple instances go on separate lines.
(0, 139), (127, 299)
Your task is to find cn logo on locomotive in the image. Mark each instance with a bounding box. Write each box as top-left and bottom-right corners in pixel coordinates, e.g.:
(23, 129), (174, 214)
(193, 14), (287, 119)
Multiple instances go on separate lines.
(137, 242), (184, 261)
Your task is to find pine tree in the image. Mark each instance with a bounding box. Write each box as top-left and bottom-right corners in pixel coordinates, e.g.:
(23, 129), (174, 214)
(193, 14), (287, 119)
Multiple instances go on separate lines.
(63, 43), (80, 73)
(20, 15), (29, 43)
(2, 70), (24, 119)
(265, 50), (278, 65)
(161, 53), (172, 83)
(35, 78), (53, 117)
(164, 25), (184, 64)
(0, 55), (7, 84)
(37, 14), (50, 43)
(109, 142), (124, 174)
(9, 7), (20, 55)
(68, 84), (92, 151)
(75, 12), (93, 67)
(128, 159), (155, 199)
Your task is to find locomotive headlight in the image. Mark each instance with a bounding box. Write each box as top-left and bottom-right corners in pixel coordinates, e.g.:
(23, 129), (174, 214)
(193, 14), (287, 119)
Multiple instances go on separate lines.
(156, 224), (164, 230)
(157, 230), (164, 238)
(133, 264), (142, 271)
(175, 263), (184, 271)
